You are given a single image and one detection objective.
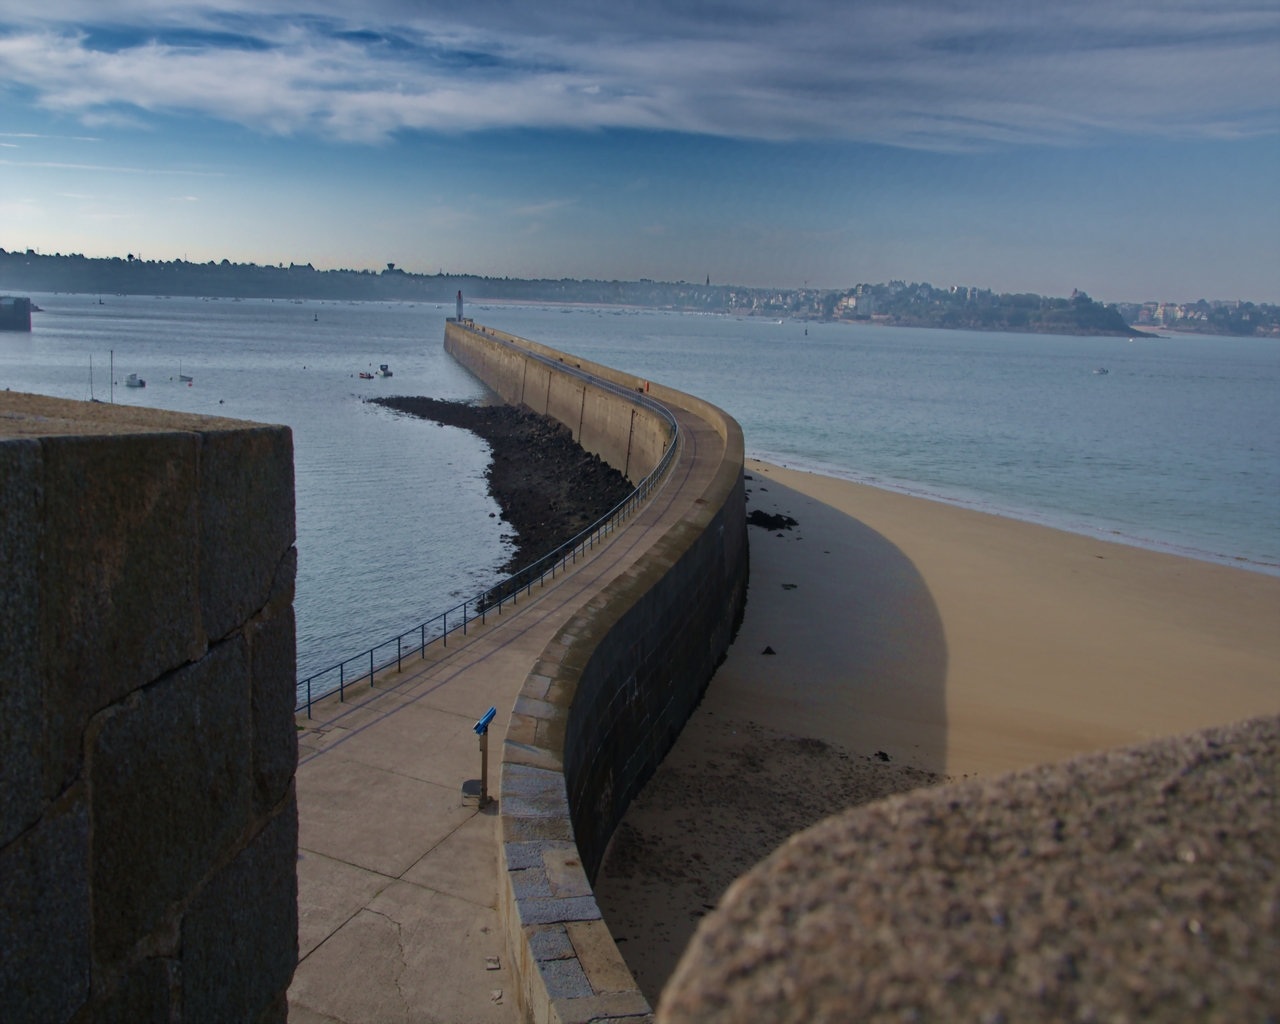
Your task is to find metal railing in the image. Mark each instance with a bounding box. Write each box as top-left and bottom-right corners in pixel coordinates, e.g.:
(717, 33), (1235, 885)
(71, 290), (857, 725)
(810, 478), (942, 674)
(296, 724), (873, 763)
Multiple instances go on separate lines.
(295, 342), (681, 716)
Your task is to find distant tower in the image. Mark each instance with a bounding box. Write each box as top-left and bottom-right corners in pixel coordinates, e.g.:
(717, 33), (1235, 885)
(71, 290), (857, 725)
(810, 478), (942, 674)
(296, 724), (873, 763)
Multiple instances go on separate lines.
(706, 274), (710, 286)
(456, 290), (463, 320)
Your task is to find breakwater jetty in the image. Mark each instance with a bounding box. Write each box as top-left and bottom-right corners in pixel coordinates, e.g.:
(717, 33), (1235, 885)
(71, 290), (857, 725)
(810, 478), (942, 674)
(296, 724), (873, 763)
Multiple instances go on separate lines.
(289, 321), (745, 1023)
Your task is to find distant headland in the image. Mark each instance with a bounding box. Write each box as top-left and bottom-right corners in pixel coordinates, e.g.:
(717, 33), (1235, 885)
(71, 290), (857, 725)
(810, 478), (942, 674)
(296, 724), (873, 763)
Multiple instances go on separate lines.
(2, 248), (1275, 337)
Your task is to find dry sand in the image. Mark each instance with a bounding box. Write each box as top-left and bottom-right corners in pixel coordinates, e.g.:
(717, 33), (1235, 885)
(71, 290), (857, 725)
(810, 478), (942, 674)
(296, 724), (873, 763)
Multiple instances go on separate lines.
(595, 460), (1280, 1003)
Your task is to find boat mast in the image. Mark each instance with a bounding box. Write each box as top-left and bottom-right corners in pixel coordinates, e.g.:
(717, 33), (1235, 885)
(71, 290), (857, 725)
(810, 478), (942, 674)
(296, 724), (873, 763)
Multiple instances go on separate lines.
(110, 350), (114, 404)
(90, 354), (93, 401)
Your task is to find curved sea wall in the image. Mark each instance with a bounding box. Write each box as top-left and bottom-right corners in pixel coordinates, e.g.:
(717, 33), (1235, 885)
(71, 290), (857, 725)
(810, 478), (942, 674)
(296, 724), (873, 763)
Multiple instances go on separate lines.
(445, 321), (672, 482)
(444, 320), (747, 1024)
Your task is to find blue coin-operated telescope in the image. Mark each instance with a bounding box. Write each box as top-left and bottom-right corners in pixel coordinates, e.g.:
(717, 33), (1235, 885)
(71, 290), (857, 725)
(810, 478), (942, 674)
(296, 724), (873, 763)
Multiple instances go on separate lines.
(464, 706), (499, 807)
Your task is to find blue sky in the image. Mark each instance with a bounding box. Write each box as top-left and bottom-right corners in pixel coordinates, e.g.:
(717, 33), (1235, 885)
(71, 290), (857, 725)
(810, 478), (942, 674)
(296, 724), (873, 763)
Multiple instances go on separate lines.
(1, 1), (1277, 301)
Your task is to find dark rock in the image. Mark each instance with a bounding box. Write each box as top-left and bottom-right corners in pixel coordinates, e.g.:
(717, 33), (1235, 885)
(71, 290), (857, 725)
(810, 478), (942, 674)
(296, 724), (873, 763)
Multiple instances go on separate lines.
(875, 750), (891, 762)
(373, 397), (634, 570)
(762, 647), (776, 656)
(748, 510), (797, 531)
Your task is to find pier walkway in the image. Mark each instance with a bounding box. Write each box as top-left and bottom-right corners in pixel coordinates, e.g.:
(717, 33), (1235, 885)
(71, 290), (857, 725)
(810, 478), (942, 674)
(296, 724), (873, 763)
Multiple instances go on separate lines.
(287, 396), (724, 1024)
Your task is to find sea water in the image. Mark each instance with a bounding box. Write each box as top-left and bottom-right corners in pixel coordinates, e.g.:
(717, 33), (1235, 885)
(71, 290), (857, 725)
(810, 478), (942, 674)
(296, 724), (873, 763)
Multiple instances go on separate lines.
(0, 293), (512, 684)
(3, 294), (1276, 692)
(479, 303), (1279, 574)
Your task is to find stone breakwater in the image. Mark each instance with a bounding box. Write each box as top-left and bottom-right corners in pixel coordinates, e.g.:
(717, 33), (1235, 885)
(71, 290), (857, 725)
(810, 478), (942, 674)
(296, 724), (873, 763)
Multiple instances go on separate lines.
(371, 396), (634, 571)
(444, 321), (747, 1024)
(659, 713), (1280, 1024)
(0, 392), (299, 1023)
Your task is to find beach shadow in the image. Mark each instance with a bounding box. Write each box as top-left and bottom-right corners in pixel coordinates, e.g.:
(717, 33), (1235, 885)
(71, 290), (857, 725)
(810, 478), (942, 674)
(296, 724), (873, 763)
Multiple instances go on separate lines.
(705, 476), (949, 772)
(594, 476), (949, 1002)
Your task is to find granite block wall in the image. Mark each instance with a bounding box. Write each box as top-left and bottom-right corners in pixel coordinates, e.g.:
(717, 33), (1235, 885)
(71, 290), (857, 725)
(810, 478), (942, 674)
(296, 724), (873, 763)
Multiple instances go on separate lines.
(445, 321), (672, 483)
(0, 394), (299, 1024)
(443, 325), (747, 1023)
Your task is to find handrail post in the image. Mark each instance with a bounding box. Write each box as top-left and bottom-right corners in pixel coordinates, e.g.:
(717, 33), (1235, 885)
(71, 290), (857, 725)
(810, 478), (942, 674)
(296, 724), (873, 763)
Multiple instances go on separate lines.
(307, 678), (312, 719)
(421, 623), (425, 658)
(397, 636), (402, 673)
(370, 649), (374, 688)
(443, 611), (447, 646)
(463, 601), (467, 635)
(339, 663), (344, 703)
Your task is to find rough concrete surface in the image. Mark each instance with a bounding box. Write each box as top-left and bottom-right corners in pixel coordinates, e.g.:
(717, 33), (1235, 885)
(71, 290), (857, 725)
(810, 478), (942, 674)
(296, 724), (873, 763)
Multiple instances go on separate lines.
(659, 714), (1280, 1024)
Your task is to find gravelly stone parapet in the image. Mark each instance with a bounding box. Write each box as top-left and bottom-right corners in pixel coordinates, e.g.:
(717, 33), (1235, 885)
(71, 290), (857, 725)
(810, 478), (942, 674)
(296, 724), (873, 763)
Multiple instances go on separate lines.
(658, 714), (1280, 1024)
(0, 393), (299, 1023)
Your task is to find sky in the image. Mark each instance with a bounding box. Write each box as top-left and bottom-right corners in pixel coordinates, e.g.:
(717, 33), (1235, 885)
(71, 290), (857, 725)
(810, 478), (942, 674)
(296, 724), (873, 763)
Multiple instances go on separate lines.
(0, 1), (1277, 302)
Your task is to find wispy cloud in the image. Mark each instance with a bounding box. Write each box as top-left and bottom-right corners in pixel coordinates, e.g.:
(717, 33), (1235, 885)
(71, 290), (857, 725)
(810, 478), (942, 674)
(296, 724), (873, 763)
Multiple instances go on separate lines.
(0, 158), (223, 174)
(0, 2), (1275, 148)
(0, 131), (101, 140)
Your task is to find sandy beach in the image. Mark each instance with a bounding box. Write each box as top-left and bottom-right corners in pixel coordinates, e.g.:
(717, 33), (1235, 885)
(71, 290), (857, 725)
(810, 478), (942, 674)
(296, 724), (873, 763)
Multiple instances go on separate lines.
(596, 459), (1280, 1001)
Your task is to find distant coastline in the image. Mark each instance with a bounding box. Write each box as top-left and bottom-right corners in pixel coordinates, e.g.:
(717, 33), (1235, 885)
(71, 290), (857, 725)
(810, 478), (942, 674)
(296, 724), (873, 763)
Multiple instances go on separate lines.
(3, 248), (1274, 338)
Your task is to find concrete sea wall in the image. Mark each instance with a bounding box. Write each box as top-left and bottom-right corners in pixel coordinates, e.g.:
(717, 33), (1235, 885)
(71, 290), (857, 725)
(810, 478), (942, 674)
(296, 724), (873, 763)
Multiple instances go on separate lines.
(0, 394), (299, 1023)
(444, 322), (747, 1023)
(445, 320), (673, 483)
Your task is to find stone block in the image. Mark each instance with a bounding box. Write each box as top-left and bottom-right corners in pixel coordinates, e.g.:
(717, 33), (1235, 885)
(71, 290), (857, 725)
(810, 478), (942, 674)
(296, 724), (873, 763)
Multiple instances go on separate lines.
(88, 636), (253, 966)
(516, 895), (602, 926)
(0, 438), (43, 846)
(528, 924), (575, 961)
(246, 563), (298, 817)
(82, 957), (177, 1024)
(541, 956), (593, 1000)
(566, 921), (636, 993)
(511, 865), (554, 900)
(544, 847), (591, 898)
(197, 425), (295, 642)
(503, 815), (575, 844)
(551, 990), (651, 1024)
(0, 784), (90, 1022)
(182, 794), (299, 1024)
(39, 431), (203, 797)
(503, 740), (563, 773)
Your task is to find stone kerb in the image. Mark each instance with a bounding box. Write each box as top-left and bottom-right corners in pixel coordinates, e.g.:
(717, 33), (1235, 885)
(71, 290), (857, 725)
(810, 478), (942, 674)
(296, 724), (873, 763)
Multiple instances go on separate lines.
(0, 393), (299, 1023)
(437, 338), (745, 1023)
(657, 713), (1280, 1024)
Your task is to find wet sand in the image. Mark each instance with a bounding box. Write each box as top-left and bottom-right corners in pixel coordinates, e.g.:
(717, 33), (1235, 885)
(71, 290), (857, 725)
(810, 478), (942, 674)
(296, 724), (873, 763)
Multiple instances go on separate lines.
(596, 459), (1280, 1003)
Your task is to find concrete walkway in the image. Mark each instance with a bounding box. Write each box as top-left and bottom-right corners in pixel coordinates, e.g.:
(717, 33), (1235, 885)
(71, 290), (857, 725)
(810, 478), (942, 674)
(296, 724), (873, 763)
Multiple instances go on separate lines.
(287, 399), (724, 1024)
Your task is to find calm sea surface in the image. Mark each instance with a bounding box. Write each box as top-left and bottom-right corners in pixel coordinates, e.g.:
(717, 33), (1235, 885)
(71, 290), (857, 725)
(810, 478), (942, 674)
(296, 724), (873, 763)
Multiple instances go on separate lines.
(4, 294), (1276, 687)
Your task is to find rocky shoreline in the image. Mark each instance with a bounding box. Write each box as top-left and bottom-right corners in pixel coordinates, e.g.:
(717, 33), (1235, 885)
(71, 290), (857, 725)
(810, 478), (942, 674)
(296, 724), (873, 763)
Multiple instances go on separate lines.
(372, 396), (635, 571)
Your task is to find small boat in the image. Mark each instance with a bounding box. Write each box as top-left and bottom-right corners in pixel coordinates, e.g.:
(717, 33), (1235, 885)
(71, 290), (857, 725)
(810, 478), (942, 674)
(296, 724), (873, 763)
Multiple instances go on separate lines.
(376, 364), (393, 377)
(178, 359), (192, 383)
(359, 371), (375, 380)
(1093, 367), (1109, 375)
(124, 373), (145, 388)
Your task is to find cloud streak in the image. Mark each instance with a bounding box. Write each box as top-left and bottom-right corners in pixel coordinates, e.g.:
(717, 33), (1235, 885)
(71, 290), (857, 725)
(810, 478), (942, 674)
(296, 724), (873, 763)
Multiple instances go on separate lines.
(0, 2), (1276, 148)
